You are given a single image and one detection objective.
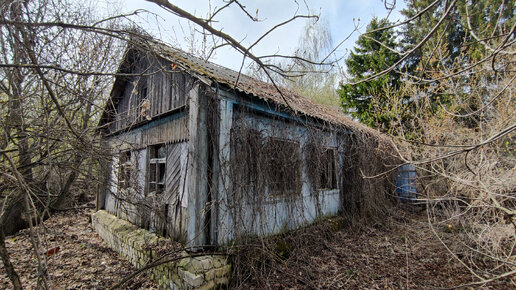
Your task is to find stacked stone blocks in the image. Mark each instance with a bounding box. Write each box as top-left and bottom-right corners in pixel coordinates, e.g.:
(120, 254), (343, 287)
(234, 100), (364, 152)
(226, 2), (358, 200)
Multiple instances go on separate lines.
(92, 210), (230, 289)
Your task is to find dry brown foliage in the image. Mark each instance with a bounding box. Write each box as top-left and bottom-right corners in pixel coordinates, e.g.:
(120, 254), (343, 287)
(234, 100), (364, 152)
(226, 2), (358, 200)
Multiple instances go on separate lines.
(389, 53), (516, 285)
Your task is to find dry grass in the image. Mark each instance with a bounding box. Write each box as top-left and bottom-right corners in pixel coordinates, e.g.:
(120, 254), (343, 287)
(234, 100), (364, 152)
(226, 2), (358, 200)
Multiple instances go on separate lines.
(231, 204), (515, 289)
(2, 203), (513, 289)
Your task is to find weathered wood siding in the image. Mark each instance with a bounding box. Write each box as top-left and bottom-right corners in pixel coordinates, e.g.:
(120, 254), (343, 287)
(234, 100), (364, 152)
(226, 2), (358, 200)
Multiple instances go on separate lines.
(104, 140), (189, 241)
(166, 142), (182, 199)
(108, 113), (189, 150)
(103, 107), (190, 241)
(215, 98), (342, 244)
(109, 57), (194, 133)
(164, 142), (188, 241)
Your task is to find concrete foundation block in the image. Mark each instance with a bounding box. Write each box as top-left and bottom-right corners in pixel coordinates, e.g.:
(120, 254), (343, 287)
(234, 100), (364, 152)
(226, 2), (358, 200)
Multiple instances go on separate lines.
(178, 268), (204, 287)
(92, 210), (231, 289)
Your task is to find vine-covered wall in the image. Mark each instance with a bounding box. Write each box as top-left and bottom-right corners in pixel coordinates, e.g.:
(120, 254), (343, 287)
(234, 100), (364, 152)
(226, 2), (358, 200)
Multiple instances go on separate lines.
(98, 49), (397, 250)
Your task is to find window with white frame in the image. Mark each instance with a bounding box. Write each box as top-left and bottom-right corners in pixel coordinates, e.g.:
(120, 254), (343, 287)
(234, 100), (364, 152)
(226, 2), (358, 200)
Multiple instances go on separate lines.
(148, 144), (166, 195)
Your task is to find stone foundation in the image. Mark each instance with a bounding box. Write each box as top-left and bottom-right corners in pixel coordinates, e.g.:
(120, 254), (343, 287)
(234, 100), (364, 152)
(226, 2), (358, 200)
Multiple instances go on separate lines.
(92, 210), (230, 289)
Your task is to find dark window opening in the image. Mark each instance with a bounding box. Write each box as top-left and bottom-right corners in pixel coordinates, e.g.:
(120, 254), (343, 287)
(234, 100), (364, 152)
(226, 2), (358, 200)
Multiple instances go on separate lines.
(139, 79), (148, 100)
(319, 148), (338, 190)
(169, 72), (185, 110)
(265, 138), (301, 195)
(148, 144), (166, 195)
(231, 129), (262, 193)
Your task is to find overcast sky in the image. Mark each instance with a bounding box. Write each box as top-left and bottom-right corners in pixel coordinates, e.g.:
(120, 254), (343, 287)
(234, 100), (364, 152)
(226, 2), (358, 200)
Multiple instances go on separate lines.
(102, 0), (406, 72)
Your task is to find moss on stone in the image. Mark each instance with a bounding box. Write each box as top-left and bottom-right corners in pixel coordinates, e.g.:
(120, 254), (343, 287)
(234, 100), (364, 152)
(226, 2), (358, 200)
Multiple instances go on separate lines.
(92, 210), (231, 289)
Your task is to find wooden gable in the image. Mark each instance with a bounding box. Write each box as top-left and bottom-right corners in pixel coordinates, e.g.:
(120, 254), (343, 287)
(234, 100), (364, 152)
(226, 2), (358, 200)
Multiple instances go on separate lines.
(105, 49), (194, 134)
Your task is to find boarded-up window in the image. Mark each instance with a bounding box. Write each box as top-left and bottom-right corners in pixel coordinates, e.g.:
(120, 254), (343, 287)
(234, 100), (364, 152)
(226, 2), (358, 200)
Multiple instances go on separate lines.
(148, 144), (166, 195)
(265, 138), (301, 195)
(319, 148), (338, 190)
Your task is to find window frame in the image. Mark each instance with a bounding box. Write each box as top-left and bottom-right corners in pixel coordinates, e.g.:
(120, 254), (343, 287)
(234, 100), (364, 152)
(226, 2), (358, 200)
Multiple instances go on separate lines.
(118, 150), (132, 190)
(265, 137), (301, 196)
(318, 147), (338, 190)
(148, 144), (166, 195)
(230, 128), (263, 194)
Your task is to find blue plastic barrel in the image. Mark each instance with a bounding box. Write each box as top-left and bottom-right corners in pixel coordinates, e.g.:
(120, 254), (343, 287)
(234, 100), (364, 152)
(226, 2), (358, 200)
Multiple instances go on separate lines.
(395, 164), (417, 201)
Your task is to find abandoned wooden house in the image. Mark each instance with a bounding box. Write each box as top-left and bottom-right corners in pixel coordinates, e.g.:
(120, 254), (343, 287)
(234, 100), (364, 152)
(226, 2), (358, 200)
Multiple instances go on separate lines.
(96, 40), (394, 251)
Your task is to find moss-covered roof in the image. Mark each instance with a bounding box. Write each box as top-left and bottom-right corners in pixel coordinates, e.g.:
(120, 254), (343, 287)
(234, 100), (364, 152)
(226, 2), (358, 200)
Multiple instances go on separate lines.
(102, 38), (384, 139)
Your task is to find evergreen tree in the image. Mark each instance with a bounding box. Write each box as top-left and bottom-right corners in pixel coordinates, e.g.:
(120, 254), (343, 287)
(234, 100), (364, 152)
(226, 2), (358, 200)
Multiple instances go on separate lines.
(400, 0), (466, 74)
(338, 18), (404, 130)
(339, 1), (515, 131)
(401, 0), (514, 76)
(400, 0), (515, 128)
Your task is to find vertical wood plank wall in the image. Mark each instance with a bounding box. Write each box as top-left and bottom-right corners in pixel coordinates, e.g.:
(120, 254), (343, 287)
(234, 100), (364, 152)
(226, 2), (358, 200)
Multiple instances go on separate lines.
(164, 142), (188, 240)
(109, 57), (193, 133)
(103, 54), (193, 242)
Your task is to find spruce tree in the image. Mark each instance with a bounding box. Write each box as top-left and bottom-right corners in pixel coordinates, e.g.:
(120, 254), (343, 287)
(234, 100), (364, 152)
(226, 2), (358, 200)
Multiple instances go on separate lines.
(338, 18), (403, 130)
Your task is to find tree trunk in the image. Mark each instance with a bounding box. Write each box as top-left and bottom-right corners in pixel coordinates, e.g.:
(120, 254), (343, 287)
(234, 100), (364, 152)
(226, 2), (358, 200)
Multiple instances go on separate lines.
(0, 191), (25, 289)
(1, 0), (33, 236)
(0, 230), (22, 289)
(0, 5), (32, 288)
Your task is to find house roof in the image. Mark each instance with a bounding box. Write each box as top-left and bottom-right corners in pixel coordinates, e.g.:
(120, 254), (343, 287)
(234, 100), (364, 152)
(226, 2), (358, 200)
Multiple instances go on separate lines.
(104, 39), (383, 138)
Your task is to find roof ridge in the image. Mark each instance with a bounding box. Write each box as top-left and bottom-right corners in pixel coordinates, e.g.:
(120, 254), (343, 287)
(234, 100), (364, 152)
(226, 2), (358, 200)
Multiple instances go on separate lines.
(122, 37), (385, 139)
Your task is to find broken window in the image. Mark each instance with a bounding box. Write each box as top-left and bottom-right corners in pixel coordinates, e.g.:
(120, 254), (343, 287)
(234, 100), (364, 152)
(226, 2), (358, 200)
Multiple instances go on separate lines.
(148, 144), (166, 195)
(118, 151), (132, 189)
(319, 148), (338, 190)
(265, 138), (301, 195)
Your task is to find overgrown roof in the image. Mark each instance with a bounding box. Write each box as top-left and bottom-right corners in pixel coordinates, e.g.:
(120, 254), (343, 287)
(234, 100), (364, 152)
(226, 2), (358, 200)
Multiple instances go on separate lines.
(104, 39), (383, 138)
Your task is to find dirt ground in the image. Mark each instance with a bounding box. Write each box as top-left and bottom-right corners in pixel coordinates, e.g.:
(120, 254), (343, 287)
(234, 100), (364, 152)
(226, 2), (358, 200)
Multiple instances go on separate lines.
(234, 205), (515, 289)
(1, 204), (513, 289)
(0, 205), (157, 289)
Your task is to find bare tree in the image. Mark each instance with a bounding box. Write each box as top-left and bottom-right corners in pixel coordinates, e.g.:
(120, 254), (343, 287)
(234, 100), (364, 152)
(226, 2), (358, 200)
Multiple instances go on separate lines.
(342, 0), (516, 286)
(0, 0), (513, 288)
(0, 0), (126, 287)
